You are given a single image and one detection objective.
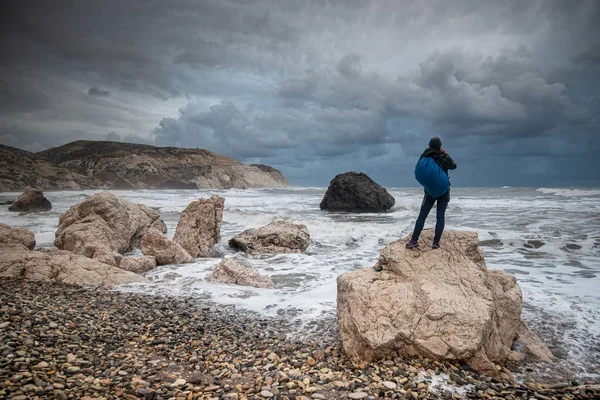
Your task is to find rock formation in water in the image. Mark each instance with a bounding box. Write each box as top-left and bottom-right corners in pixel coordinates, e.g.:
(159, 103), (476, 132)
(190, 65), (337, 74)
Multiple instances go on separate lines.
(207, 258), (274, 288)
(0, 243), (145, 287)
(173, 195), (225, 258)
(141, 228), (193, 265)
(8, 187), (52, 212)
(320, 172), (395, 212)
(0, 223), (36, 250)
(54, 192), (167, 266)
(120, 256), (157, 274)
(337, 230), (553, 375)
(229, 220), (310, 254)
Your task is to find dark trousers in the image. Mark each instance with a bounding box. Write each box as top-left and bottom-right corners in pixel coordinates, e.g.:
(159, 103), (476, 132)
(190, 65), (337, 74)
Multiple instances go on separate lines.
(411, 191), (449, 243)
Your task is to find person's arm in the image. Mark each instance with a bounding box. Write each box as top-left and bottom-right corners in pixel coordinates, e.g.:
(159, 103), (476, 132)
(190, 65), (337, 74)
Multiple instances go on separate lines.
(441, 150), (457, 170)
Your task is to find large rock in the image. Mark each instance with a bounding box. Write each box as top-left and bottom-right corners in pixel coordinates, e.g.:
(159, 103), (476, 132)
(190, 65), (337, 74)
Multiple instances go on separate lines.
(0, 223), (35, 250)
(337, 230), (553, 375)
(141, 229), (193, 265)
(173, 195), (224, 257)
(54, 192), (167, 266)
(207, 258), (273, 288)
(320, 172), (395, 212)
(229, 221), (310, 254)
(8, 187), (52, 212)
(0, 244), (145, 287)
(120, 256), (157, 273)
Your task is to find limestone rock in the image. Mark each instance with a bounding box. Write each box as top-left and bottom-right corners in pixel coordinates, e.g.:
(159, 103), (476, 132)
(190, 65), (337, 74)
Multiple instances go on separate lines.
(0, 244), (145, 287)
(173, 195), (224, 257)
(8, 187), (52, 212)
(0, 223), (35, 250)
(515, 322), (555, 363)
(54, 192), (167, 266)
(141, 229), (193, 265)
(320, 172), (395, 212)
(229, 221), (310, 254)
(336, 230), (553, 375)
(120, 256), (157, 273)
(207, 258), (273, 288)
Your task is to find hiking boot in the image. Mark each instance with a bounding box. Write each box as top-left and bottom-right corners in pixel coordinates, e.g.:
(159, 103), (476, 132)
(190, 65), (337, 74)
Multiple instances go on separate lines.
(405, 239), (419, 249)
(432, 241), (440, 249)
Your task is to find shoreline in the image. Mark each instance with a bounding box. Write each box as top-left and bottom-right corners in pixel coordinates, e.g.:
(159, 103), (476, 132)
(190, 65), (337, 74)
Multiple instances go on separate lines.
(1, 281), (598, 400)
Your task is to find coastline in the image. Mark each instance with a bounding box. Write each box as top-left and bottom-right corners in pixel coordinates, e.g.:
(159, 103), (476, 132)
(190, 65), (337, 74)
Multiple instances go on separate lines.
(1, 280), (598, 400)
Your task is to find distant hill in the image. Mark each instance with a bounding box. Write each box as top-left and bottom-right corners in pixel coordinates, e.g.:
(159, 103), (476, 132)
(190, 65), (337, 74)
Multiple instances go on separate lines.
(1, 141), (290, 191)
(0, 144), (106, 192)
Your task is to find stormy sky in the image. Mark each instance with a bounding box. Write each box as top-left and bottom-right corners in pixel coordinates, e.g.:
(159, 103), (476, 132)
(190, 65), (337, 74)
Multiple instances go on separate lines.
(1, 1), (599, 187)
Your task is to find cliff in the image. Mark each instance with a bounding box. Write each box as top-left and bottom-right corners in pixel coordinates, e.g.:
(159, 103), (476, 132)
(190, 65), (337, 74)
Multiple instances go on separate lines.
(0, 141), (290, 191)
(0, 145), (106, 192)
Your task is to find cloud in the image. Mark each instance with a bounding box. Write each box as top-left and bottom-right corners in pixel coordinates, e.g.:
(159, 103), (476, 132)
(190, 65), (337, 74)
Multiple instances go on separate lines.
(0, 0), (599, 185)
(105, 131), (120, 141)
(88, 86), (111, 97)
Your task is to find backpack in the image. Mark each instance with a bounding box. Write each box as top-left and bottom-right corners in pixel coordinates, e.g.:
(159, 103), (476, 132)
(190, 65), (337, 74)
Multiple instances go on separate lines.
(414, 157), (449, 198)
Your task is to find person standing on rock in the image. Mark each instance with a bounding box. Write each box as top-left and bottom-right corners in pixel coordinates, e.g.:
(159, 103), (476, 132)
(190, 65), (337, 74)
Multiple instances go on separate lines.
(406, 137), (457, 249)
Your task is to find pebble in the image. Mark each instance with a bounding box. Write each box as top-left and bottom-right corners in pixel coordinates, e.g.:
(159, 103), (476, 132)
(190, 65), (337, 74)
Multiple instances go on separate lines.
(348, 392), (369, 399)
(0, 279), (596, 400)
(383, 381), (397, 390)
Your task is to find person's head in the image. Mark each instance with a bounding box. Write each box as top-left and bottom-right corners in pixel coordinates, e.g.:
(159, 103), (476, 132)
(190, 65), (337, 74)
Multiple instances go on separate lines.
(429, 137), (442, 149)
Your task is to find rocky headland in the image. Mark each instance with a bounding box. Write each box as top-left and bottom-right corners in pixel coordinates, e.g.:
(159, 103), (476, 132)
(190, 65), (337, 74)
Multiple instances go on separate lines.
(0, 140), (290, 191)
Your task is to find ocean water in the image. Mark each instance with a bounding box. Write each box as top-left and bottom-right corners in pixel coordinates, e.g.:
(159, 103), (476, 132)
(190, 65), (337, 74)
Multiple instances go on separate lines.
(1, 187), (599, 379)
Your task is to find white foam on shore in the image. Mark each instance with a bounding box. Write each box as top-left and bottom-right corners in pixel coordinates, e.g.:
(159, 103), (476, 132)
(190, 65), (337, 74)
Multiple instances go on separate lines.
(537, 188), (600, 197)
(429, 373), (472, 397)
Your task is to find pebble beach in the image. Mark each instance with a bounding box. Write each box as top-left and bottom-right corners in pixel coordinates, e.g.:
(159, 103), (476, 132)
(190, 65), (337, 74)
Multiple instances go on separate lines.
(1, 280), (598, 400)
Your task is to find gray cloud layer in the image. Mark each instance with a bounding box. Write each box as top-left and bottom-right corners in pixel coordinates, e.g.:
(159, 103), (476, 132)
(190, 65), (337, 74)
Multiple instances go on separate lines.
(1, 0), (599, 186)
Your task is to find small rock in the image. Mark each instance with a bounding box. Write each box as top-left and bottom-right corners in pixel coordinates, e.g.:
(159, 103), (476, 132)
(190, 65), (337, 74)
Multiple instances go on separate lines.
(260, 390), (274, 398)
(55, 391), (68, 400)
(383, 381), (397, 390)
(348, 392), (369, 399)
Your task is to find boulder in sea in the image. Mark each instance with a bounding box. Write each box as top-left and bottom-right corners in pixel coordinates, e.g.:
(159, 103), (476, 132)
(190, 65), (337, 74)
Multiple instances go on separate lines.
(0, 223), (36, 250)
(54, 192), (167, 266)
(337, 230), (553, 375)
(207, 258), (273, 288)
(173, 195), (224, 257)
(229, 220), (310, 254)
(0, 244), (145, 287)
(141, 229), (193, 265)
(320, 172), (394, 212)
(8, 187), (52, 213)
(120, 256), (157, 273)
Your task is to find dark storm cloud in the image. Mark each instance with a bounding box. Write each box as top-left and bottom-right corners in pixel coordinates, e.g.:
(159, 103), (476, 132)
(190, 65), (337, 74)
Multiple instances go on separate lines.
(88, 86), (111, 97)
(0, 0), (599, 186)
